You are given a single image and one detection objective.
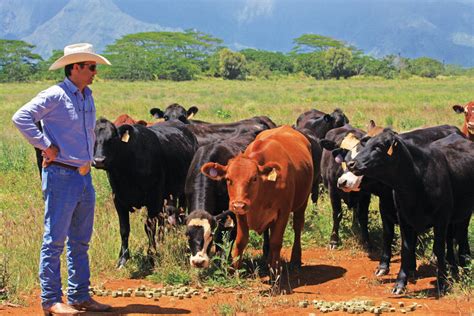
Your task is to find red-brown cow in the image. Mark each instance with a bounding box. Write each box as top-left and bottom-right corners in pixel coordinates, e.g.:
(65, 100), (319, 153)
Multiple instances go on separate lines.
(453, 101), (474, 141)
(201, 125), (314, 269)
(113, 114), (163, 127)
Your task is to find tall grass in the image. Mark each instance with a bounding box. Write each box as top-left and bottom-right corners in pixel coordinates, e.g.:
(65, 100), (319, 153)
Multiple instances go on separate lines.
(1, 76), (473, 302)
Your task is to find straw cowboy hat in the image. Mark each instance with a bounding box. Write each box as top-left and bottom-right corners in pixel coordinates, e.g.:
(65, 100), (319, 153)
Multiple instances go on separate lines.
(49, 43), (111, 70)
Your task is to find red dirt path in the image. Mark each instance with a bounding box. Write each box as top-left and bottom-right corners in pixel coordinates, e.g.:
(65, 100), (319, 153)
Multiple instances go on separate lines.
(1, 248), (472, 315)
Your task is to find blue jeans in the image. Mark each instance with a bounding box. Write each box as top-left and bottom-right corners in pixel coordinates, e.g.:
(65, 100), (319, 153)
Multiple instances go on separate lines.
(40, 164), (95, 308)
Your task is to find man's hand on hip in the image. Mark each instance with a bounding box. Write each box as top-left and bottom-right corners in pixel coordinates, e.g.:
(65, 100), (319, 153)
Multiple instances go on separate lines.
(42, 144), (59, 167)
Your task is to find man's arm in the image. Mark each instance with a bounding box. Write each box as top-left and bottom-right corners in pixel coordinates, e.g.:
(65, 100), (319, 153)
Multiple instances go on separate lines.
(12, 88), (60, 151)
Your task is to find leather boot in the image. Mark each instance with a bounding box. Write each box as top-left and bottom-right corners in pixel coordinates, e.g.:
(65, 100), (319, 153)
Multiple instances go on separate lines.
(71, 298), (112, 312)
(43, 302), (82, 315)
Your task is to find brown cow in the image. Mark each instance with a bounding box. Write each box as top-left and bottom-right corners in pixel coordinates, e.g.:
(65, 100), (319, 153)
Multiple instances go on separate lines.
(113, 114), (163, 127)
(201, 125), (314, 269)
(453, 101), (474, 141)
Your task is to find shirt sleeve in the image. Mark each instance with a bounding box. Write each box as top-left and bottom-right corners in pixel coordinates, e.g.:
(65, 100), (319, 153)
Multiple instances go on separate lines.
(11, 87), (61, 151)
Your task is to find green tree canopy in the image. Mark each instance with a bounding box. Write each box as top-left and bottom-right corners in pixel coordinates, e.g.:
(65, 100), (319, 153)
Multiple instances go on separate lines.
(407, 57), (444, 78)
(0, 39), (42, 82)
(292, 34), (346, 54)
(219, 48), (247, 80)
(103, 30), (223, 81)
(325, 47), (353, 79)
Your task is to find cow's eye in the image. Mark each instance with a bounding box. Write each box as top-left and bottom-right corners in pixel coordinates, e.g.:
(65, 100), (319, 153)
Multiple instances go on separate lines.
(252, 176), (258, 182)
(164, 115), (169, 120)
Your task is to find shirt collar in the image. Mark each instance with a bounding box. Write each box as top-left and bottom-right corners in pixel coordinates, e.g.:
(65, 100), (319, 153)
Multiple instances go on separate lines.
(63, 77), (92, 97)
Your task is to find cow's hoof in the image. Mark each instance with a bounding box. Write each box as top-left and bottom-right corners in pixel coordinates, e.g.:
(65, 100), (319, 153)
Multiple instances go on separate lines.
(289, 261), (302, 271)
(375, 266), (389, 277)
(391, 285), (407, 295)
(328, 242), (338, 250)
(116, 258), (127, 269)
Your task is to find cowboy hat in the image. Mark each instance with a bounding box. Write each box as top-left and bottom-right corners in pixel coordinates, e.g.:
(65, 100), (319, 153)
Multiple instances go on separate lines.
(49, 43), (111, 70)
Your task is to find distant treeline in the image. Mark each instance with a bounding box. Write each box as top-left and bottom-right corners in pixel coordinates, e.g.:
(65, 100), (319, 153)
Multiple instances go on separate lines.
(1, 30), (474, 83)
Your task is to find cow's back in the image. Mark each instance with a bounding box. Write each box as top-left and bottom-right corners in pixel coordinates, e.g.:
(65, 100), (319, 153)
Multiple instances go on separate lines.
(246, 125), (314, 207)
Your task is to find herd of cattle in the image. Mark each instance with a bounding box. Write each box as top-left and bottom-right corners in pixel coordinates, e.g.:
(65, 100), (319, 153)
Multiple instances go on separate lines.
(34, 100), (474, 295)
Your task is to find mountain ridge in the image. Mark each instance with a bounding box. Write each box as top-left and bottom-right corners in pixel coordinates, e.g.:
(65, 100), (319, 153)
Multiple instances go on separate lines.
(1, 0), (473, 66)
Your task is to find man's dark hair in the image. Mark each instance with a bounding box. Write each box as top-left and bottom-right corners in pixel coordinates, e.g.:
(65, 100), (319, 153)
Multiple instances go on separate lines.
(65, 63), (84, 77)
(65, 64), (74, 77)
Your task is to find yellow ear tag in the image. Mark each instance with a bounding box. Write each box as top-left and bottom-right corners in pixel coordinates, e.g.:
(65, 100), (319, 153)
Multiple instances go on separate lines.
(341, 162), (347, 171)
(267, 168), (277, 182)
(121, 130), (130, 143)
(187, 112), (195, 120)
(387, 144), (393, 156)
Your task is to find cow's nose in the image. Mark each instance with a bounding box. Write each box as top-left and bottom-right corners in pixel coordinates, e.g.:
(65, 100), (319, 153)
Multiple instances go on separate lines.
(231, 202), (247, 213)
(191, 258), (205, 268)
(92, 157), (106, 169)
(337, 178), (347, 189)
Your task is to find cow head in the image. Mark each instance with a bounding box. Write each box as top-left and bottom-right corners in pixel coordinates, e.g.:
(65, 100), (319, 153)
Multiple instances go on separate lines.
(201, 156), (282, 215)
(346, 130), (400, 178)
(150, 103), (199, 124)
(93, 118), (133, 169)
(185, 210), (235, 268)
(306, 108), (350, 138)
(453, 101), (474, 138)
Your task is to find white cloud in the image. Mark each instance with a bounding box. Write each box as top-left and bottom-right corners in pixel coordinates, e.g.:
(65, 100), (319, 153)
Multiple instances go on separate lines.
(237, 0), (274, 24)
(451, 32), (474, 48)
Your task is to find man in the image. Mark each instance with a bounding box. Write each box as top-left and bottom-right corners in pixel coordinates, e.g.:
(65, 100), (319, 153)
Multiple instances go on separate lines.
(12, 43), (112, 315)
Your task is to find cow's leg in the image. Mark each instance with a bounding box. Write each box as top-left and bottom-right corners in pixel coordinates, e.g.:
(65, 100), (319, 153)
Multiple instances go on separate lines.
(393, 219), (417, 295)
(433, 223), (449, 294)
(232, 215), (249, 269)
(290, 205), (306, 268)
(455, 219), (471, 268)
(268, 211), (290, 270)
(263, 228), (270, 261)
(356, 193), (371, 252)
(145, 195), (163, 255)
(376, 196), (396, 276)
(446, 224), (457, 276)
(328, 186), (343, 249)
(114, 199), (131, 269)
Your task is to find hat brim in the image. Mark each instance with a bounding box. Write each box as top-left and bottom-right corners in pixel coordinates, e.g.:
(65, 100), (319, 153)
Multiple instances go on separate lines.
(49, 52), (111, 70)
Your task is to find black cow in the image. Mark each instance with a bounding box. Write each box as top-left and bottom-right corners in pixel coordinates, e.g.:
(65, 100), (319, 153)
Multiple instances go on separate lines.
(187, 116), (276, 147)
(346, 130), (473, 294)
(319, 125), (372, 250)
(150, 103), (203, 124)
(93, 118), (198, 268)
(296, 108), (350, 138)
(294, 108), (349, 205)
(329, 124), (464, 277)
(185, 133), (272, 268)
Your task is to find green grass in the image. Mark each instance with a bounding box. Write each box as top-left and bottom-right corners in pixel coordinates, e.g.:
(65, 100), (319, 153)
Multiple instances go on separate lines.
(0, 76), (473, 303)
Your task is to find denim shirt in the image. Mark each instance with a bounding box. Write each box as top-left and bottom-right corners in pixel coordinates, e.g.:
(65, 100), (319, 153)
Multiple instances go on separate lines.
(12, 78), (96, 167)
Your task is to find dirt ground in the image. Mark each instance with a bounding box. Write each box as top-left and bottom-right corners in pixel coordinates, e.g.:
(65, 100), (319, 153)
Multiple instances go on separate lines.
(1, 248), (472, 315)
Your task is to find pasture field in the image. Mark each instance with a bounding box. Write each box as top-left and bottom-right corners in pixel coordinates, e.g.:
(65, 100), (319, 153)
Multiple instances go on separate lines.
(0, 76), (473, 313)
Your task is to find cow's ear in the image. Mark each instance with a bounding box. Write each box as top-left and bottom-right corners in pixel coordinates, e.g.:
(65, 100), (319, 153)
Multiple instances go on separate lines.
(187, 106), (199, 120)
(215, 210), (235, 230)
(320, 139), (337, 151)
(258, 161), (282, 182)
(150, 108), (164, 119)
(201, 162), (227, 180)
(332, 148), (349, 163)
(452, 105), (464, 114)
(323, 114), (334, 123)
(118, 125), (133, 143)
(368, 119), (376, 130)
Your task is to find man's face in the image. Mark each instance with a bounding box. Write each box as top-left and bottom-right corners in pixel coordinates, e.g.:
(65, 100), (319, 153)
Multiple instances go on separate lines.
(75, 61), (97, 86)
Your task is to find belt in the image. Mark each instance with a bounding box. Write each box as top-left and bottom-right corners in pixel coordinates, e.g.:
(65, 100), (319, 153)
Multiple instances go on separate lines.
(48, 161), (91, 176)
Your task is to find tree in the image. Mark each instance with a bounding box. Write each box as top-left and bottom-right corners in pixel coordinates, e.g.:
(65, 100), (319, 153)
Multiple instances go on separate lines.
(407, 57), (444, 78)
(0, 40), (42, 82)
(292, 34), (346, 54)
(325, 47), (353, 79)
(292, 52), (328, 79)
(219, 48), (247, 80)
(103, 30), (223, 81)
(240, 49), (294, 76)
